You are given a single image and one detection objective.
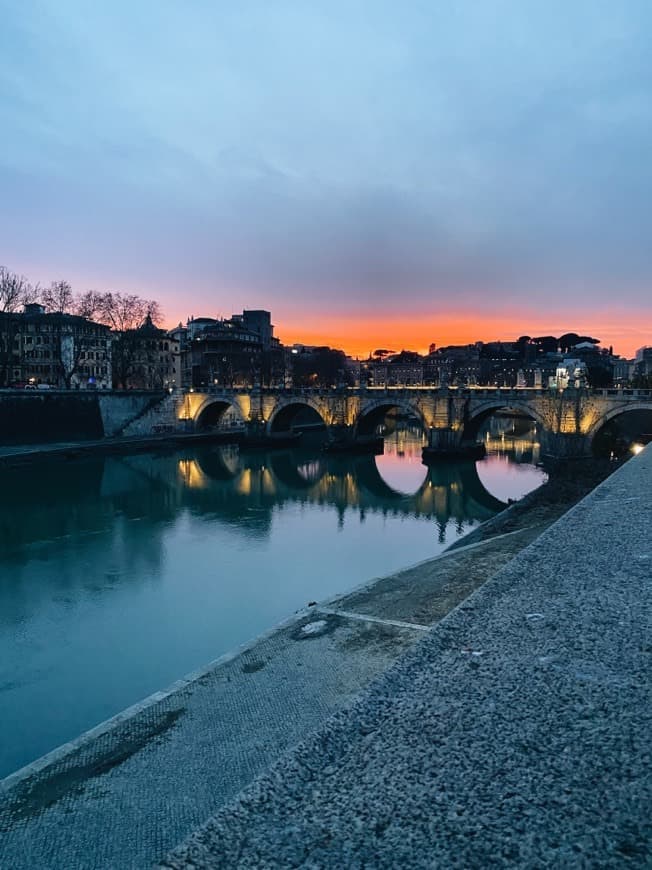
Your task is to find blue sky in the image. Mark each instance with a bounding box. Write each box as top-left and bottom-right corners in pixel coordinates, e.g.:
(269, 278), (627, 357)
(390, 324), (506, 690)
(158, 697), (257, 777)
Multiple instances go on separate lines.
(1, 1), (650, 353)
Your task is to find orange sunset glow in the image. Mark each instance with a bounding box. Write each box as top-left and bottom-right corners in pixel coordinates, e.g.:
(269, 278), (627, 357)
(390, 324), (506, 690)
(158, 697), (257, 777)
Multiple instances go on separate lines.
(235, 309), (652, 360)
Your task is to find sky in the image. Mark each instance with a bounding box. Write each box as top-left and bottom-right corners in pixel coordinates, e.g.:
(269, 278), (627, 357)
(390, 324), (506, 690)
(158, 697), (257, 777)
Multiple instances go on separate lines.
(1, 0), (651, 357)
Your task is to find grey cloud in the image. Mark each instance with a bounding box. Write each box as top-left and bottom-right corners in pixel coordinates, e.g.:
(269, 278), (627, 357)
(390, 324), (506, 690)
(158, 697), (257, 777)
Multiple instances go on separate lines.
(0, 0), (650, 317)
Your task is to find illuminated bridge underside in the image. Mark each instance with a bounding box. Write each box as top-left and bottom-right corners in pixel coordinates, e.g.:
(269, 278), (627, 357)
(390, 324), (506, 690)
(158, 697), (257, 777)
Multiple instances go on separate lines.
(179, 388), (652, 458)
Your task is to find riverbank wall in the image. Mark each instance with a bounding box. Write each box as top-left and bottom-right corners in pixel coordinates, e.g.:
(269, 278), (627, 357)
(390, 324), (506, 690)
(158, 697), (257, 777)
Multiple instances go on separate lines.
(0, 389), (166, 445)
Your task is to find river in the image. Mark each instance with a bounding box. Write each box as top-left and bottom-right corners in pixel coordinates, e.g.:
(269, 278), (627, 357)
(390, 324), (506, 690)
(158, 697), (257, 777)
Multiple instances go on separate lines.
(0, 419), (546, 778)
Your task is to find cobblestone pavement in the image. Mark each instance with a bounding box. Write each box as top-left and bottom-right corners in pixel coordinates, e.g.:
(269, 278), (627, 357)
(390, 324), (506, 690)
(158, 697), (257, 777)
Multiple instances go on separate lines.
(161, 447), (652, 868)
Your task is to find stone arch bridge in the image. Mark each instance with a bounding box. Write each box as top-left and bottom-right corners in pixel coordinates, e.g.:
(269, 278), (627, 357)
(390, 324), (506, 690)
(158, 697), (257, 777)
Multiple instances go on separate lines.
(178, 387), (652, 459)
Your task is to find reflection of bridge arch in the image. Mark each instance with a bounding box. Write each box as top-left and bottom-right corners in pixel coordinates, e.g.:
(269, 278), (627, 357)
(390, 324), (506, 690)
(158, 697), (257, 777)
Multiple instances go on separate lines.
(585, 403), (652, 440)
(356, 454), (506, 516)
(194, 398), (242, 430)
(183, 445), (508, 522)
(462, 401), (544, 440)
(351, 456), (407, 501)
(357, 398), (427, 437)
(267, 399), (327, 433)
(421, 462), (507, 515)
(192, 446), (240, 480)
(268, 451), (328, 490)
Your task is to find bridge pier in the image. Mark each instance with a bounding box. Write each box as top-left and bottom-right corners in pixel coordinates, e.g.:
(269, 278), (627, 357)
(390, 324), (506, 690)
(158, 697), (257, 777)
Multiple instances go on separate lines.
(242, 419), (301, 448)
(540, 431), (593, 460)
(324, 424), (383, 455)
(422, 426), (486, 463)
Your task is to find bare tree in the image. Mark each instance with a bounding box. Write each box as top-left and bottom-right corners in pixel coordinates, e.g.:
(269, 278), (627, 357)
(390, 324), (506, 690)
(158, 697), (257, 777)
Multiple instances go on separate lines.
(0, 266), (38, 312)
(36, 285), (163, 388)
(94, 293), (162, 332)
(41, 280), (75, 314)
(75, 290), (104, 320)
(93, 293), (163, 388)
(0, 267), (39, 385)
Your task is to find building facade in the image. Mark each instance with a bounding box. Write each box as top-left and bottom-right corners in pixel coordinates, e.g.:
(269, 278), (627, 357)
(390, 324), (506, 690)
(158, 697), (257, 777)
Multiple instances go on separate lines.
(635, 347), (652, 378)
(114, 315), (179, 390)
(180, 310), (284, 389)
(0, 304), (112, 389)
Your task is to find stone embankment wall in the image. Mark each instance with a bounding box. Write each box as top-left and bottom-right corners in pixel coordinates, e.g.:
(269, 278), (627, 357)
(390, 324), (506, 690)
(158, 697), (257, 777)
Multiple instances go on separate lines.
(119, 393), (184, 436)
(0, 391), (166, 445)
(97, 392), (169, 437)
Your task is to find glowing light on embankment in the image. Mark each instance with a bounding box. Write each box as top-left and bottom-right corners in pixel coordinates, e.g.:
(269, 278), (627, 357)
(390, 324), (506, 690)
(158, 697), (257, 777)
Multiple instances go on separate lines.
(631, 443), (645, 455)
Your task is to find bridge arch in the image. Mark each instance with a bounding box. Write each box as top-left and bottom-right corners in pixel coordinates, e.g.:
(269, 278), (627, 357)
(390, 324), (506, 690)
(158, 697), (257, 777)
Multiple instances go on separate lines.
(266, 398), (328, 434)
(586, 402), (652, 456)
(585, 402), (652, 440)
(461, 400), (545, 441)
(194, 397), (243, 431)
(356, 397), (428, 437)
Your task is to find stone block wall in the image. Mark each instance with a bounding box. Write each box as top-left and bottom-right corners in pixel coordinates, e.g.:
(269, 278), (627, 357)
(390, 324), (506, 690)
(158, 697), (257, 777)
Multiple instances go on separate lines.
(120, 393), (184, 436)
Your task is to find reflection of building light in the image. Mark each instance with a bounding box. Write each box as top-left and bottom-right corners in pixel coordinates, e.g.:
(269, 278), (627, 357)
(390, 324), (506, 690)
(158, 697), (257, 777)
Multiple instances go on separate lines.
(236, 469), (252, 496)
(177, 459), (208, 489)
(631, 443), (644, 455)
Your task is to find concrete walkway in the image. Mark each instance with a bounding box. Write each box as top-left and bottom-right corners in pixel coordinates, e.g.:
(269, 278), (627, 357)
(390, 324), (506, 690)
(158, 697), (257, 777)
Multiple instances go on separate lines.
(161, 447), (652, 868)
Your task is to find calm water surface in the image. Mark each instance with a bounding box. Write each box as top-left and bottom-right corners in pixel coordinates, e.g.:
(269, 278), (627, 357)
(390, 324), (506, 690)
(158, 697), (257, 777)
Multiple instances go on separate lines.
(0, 422), (546, 777)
